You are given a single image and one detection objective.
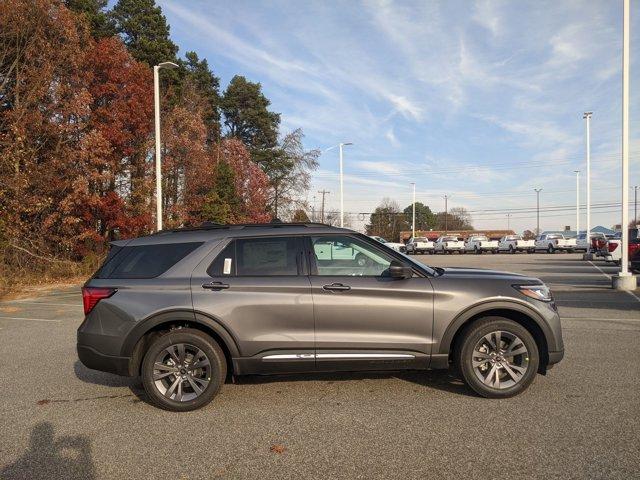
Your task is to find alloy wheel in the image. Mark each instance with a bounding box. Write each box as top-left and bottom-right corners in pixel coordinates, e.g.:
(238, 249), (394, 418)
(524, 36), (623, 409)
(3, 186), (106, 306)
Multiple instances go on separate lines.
(471, 331), (529, 389)
(152, 343), (211, 402)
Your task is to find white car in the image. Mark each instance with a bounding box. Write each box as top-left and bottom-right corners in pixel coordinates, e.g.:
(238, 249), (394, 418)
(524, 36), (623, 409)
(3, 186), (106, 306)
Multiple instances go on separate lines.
(405, 236), (435, 254)
(497, 235), (535, 254)
(534, 234), (576, 253)
(465, 235), (498, 254)
(434, 235), (465, 254)
(368, 235), (406, 253)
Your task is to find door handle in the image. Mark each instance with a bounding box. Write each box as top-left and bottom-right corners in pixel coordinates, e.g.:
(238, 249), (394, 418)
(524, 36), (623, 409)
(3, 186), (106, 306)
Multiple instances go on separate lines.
(202, 281), (230, 290)
(322, 283), (351, 292)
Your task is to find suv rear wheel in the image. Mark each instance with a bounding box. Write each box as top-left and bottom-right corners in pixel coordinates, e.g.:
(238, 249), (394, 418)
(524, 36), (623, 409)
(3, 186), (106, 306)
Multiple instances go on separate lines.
(141, 328), (226, 411)
(456, 317), (539, 398)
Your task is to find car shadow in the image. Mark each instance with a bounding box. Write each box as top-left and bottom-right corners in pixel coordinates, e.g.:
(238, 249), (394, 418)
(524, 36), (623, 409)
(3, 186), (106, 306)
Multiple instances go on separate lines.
(73, 360), (148, 403)
(1, 422), (96, 480)
(235, 369), (476, 397)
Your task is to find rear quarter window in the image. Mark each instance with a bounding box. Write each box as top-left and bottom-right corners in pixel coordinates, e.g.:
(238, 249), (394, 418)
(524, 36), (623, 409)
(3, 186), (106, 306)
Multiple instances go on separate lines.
(95, 242), (203, 279)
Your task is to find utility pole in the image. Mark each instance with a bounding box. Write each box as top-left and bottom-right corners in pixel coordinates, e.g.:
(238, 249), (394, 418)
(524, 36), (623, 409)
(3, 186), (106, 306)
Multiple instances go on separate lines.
(613, 0), (633, 290)
(583, 111), (593, 257)
(311, 195), (316, 222)
(443, 195), (449, 234)
(411, 182), (416, 238)
(318, 190), (329, 224)
(574, 170), (580, 236)
(534, 188), (542, 235)
(153, 61), (179, 231)
(506, 213), (511, 231)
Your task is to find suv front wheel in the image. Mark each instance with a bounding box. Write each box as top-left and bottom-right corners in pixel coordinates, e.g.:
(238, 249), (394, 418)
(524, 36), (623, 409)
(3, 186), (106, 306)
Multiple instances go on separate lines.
(141, 328), (227, 411)
(456, 317), (539, 398)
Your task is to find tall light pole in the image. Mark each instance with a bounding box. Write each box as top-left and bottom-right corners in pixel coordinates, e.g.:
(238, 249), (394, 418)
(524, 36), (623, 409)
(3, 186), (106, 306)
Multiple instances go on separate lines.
(613, 0), (633, 290)
(574, 170), (580, 236)
(534, 188), (542, 235)
(154, 61), (179, 231)
(338, 142), (353, 228)
(411, 182), (416, 238)
(506, 213), (511, 231)
(583, 111), (593, 256)
(443, 195), (449, 233)
(634, 186), (638, 225)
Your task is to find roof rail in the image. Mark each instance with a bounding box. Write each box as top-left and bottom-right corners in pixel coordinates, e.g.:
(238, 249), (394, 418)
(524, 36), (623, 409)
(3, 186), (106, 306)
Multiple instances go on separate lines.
(155, 221), (332, 234)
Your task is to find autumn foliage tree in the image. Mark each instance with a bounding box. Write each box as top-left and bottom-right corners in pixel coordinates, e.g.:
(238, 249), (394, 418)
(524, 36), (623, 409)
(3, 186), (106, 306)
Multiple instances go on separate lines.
(1, 0), (315, 294)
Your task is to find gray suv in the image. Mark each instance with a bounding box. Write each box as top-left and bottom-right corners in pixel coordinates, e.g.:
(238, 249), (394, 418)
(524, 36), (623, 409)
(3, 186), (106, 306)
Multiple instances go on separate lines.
(77, 223), (564, 411)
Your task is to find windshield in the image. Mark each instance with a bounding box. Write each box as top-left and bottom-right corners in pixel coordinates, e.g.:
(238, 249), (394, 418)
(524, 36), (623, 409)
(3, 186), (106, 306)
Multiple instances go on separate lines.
(548, 234), (563, 239)
(473, 236), (488, 241)
(443, 236), (458, 241)
(414, 237), (427, 242)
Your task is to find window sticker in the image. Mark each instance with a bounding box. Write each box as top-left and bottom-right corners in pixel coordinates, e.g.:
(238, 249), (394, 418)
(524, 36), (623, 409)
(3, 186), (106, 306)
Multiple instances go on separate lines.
(223, 257), (232, 275)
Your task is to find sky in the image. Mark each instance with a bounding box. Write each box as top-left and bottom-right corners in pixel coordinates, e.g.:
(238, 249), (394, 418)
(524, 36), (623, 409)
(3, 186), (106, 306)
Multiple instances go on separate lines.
(158, 0), (639, 234)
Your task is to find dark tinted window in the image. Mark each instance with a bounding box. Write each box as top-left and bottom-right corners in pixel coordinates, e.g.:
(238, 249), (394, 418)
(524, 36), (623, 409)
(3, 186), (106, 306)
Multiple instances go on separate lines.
(93, 244), (124, 278)
(207, 242), (236, 276)
(98, 242), (203, 279)
(208, 237), (300, 276)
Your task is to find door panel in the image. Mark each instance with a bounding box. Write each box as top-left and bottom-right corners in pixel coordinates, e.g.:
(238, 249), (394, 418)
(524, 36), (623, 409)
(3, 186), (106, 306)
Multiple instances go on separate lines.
(190, 237), (314, 366)
(307, 235), (434, 371)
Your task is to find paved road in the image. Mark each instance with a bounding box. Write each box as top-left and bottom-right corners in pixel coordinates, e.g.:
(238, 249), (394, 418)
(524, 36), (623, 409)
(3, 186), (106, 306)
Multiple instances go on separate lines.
(0, 254), (638, 479)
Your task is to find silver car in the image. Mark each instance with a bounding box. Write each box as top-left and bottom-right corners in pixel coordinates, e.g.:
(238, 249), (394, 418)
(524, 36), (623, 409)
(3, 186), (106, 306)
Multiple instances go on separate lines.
(78, 223), (564, 411)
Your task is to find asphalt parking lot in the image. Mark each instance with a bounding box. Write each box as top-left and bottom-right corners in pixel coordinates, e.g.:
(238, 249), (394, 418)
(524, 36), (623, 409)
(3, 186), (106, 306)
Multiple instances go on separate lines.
(1, 253), (639, 479)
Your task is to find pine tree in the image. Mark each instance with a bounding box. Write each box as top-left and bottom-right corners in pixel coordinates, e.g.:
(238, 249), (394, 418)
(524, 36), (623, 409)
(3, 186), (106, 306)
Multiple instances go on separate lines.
(182, 51), (221, 143)
(64, 0), (115, 38)
(202, 160), (241, 224)
(111, 0), (178, 67)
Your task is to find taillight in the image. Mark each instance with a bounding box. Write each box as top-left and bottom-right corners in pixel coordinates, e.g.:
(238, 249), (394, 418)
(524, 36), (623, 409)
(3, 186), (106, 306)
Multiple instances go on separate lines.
(82, 287), (116, 315)
(608, 243), (618, 253)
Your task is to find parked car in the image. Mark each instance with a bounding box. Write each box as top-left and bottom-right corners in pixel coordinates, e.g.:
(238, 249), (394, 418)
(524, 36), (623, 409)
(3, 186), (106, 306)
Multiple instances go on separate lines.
(369, 235), (406, 253)
(434, 235), (465, 254)
(78, 222), (563, 411)
(534, 234), (576, 253)
(603, 229), (640, 265)
(497, 235), (535, 254)
(576, 232), (600, 252)
(465, 235), (498, 254)
(405, 236), (435, 254)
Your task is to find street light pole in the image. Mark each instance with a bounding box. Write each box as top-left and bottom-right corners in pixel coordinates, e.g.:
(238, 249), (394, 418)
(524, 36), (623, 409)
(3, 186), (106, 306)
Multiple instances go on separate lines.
(583, 111), (592, 256)
(506, 213), (511, 231)
(634, 186), (638, 225)
(534, 188), (542, 235)
(443, 195), (449, 234)
(338, 142), (353, 228)
(574, 170), (580, 236)
(154, 61), (179, 232)
(613, 0), (632, 289)
(411, 182), (416, 238)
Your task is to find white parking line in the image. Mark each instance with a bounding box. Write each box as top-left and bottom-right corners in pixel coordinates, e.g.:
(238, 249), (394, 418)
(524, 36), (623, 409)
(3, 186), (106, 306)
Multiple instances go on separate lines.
(0, 316), (62, 323)
(588, 261), (640, 304)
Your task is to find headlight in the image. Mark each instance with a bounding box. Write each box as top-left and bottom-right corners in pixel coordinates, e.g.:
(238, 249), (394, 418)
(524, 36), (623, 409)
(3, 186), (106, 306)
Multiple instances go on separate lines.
(513, 284), (553, 302)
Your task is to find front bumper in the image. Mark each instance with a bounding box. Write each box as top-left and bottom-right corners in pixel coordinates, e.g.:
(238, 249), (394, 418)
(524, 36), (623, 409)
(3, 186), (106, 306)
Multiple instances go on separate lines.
(548, 349), (564, 365)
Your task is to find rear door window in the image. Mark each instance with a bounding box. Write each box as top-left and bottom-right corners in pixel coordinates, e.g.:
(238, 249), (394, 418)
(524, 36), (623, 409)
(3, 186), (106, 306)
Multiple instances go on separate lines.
(208, 237), (301, 276)
(97, 242), (203, 279)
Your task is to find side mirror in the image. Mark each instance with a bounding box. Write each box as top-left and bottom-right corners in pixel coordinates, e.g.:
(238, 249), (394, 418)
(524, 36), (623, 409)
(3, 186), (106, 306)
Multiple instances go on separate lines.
(388, 260), (413, 279)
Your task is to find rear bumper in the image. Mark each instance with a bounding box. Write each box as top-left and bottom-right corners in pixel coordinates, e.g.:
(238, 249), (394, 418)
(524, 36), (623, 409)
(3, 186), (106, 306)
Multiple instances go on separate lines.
(77, 344), (131, 376)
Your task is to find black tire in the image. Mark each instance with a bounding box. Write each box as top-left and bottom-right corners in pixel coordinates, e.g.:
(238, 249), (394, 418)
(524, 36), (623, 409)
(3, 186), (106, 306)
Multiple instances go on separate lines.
(456, 317), (539, 399)
(509, 245), (515, 254)
(547, 244), (555, 254)
(141, 328), (227, 411)
(474, 246), (479, 255)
